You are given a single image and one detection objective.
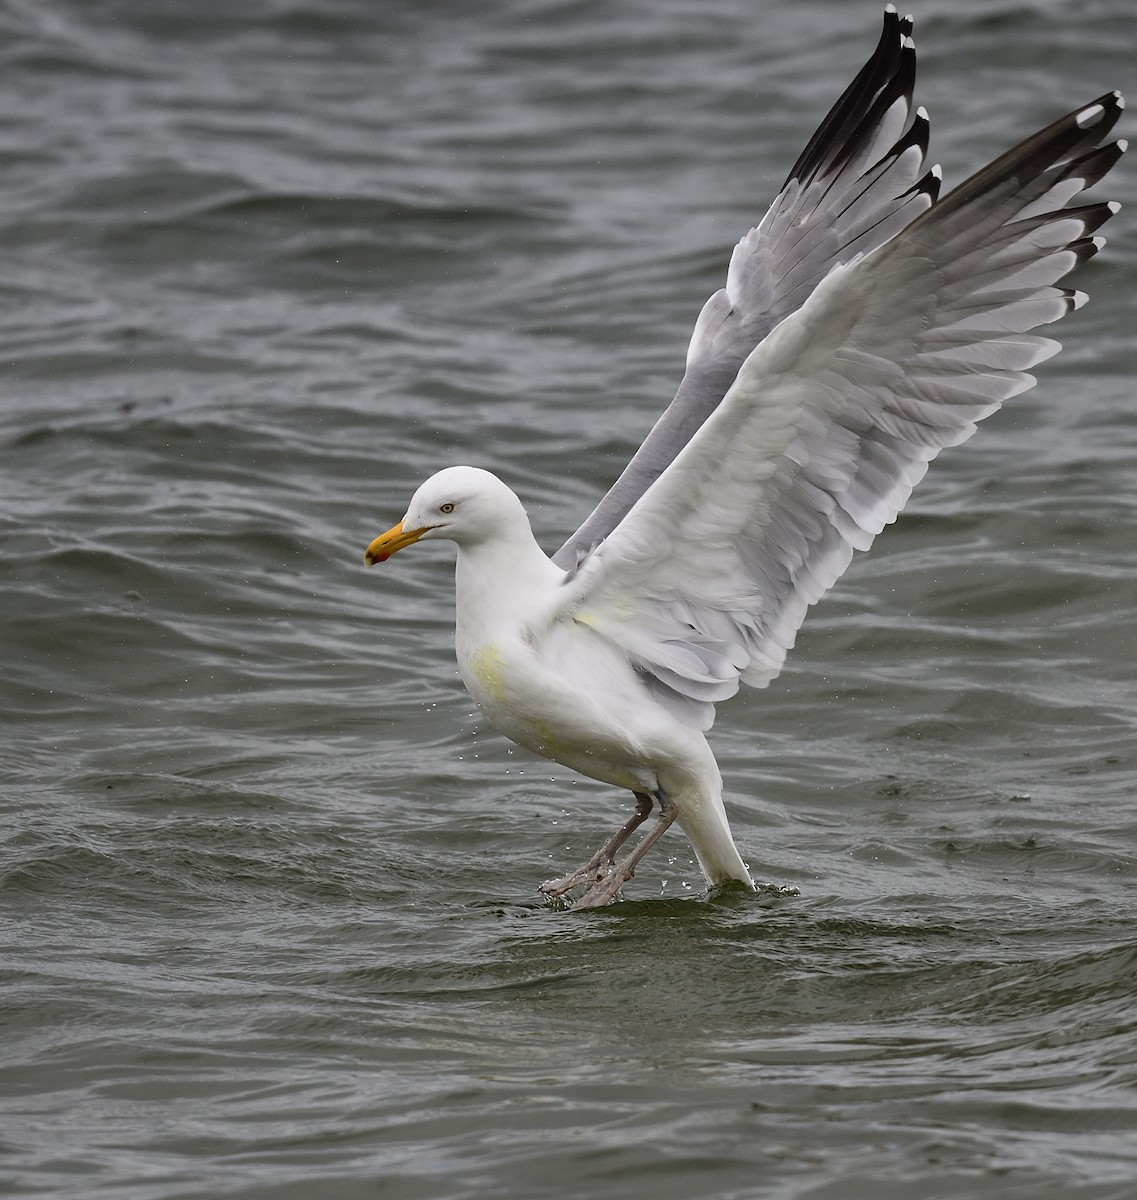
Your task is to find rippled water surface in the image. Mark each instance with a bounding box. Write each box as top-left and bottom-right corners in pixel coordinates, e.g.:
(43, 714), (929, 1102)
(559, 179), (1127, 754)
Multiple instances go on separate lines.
(3, 1), (1137, 1197)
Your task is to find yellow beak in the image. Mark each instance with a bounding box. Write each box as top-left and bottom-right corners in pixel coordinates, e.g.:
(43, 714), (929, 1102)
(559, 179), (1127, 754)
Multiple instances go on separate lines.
(364, 520), (433, 565)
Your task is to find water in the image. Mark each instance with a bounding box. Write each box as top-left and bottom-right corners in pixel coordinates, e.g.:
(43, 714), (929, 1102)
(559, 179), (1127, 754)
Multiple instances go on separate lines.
(2, 1), (1136, 1196)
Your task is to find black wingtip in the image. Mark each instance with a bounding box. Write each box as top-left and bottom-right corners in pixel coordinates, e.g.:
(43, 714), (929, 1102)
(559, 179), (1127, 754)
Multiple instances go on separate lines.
(910, 93), (1125, 244)
(784, 7), (912, 189)
(1072, 92), (1125, 139)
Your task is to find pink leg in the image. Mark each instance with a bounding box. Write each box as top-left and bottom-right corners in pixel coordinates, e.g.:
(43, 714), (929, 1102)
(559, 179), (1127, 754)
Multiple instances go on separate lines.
(570, 792), (680, 910)
(540, 792), (654, 898)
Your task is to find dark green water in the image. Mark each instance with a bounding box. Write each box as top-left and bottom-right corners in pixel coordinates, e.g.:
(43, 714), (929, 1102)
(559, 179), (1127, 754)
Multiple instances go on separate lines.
(2, 2), (1136, 1197)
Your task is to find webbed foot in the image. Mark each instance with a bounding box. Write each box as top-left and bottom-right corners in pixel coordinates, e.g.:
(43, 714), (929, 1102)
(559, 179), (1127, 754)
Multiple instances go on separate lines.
(539, 791), (654, 898)
(554, 791), (680, 910)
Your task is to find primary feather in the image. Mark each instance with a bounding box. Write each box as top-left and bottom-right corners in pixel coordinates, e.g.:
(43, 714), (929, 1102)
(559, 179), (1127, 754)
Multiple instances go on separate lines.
(550, 93), (1123, 730)
(553, 7), (940, 570)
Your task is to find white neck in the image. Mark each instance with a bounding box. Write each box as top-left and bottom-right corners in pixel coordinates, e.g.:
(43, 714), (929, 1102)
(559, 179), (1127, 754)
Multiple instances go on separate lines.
(453, 520), (564, 652)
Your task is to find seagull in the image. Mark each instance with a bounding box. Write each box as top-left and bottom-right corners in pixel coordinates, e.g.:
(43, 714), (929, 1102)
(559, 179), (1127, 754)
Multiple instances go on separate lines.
(364, 7), (1124, 909)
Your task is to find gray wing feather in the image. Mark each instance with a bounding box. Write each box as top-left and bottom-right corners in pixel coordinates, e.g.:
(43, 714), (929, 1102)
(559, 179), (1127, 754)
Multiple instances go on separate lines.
(554, 7), (939, 570)
(553, 92), (1124, 731)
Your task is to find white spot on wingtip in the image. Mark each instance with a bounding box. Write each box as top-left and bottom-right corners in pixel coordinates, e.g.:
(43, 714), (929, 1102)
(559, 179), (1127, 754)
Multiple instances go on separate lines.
(1115, 140), (1128, 154)
(916, 105), (929, 120)
(1075, 103), (1105, 128)
(885, 2), (896, 13)
(1072, 290), (1089, 310)
(1090, 236), (1106, 250)
(931, 164), (943, 180)
(902, 35), (914, 50)
(1107, 200), (1122, 213)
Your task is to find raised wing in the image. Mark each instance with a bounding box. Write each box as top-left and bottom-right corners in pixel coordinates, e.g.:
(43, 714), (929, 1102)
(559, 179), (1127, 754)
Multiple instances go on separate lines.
(553, 5), (940, 569)
(549, 92), (1125, 731)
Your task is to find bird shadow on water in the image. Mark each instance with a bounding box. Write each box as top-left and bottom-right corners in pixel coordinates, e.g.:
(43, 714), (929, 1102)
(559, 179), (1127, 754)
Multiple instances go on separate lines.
(461, 870), (1137, 1064)
(477, 887), (926, 1025)
(532, 874), (795, 915)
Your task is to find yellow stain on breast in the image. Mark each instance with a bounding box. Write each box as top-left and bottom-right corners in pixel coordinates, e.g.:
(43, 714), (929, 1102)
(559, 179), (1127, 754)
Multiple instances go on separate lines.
(469, 645), (574, 763)
(532, 718), (577, 763)
(467, 641), (631, 785)
(469, 644), (509, 705)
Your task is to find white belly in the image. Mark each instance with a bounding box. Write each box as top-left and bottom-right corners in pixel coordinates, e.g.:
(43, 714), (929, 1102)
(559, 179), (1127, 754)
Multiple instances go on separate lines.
(457, 630), (683, 795)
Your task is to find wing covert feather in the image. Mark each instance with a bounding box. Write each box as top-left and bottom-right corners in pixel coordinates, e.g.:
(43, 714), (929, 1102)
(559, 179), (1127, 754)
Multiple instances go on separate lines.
(552, 7), (938, 570)
(547, 93), (1124, 730)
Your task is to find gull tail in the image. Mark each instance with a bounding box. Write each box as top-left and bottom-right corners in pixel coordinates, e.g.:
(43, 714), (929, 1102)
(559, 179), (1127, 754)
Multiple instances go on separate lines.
(672, 781), (756, 890)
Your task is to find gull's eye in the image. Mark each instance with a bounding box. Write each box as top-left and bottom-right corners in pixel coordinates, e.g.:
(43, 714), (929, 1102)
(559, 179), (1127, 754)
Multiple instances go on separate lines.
(439, 502), (455, 514)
